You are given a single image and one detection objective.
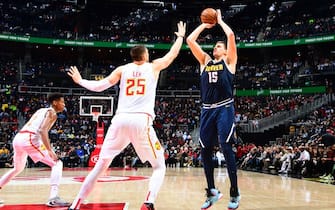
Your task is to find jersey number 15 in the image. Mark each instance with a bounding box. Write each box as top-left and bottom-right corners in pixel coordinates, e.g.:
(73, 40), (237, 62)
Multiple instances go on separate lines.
(208, 71), (218, 83)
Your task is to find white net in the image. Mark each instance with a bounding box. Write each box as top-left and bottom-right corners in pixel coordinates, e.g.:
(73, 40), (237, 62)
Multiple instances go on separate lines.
(92, 112), (100, 122)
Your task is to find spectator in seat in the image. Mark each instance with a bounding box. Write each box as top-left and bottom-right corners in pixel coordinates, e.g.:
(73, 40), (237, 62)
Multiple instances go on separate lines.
(278, 146), (294, 174)
(292, 145), (311, 177)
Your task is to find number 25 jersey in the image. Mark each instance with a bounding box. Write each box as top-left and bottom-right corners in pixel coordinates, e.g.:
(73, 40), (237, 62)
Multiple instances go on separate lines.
(116, 62), (157, 119)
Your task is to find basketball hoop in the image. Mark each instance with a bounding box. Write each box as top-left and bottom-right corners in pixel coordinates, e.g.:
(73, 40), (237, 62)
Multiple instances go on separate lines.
(92, 112), (100, 122)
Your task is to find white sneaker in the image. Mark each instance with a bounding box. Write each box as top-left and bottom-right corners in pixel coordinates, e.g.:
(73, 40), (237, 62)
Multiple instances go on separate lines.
(319, 173), (327, 179)
(46, 196), (71, 207)
(324, 174), (334, 180)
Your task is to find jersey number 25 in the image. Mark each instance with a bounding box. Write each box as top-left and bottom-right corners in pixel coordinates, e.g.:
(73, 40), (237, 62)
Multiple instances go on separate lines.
(126, 78), (146, 95)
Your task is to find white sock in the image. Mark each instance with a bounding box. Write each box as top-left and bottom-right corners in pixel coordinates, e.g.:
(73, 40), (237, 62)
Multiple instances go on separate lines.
(49, 161), (63, 199)
(50, 185), (58, 198)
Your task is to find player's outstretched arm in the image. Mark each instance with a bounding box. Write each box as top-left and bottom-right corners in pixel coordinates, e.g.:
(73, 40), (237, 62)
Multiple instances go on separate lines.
(67, 66), (122, 92)
(217, 9), (237, 70)
(152, 21), (186, 72)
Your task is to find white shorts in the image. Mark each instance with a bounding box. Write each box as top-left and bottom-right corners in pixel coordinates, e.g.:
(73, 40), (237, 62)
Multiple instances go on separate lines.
(13, 131), (55, 165)
(100, 113), (164, 163)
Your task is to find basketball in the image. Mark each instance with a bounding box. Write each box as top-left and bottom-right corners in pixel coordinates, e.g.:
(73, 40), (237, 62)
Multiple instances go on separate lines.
(200, 8), (217, 24)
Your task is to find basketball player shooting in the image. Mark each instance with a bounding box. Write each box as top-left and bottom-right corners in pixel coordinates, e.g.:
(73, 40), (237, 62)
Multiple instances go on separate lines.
(186, 9), (241, 210)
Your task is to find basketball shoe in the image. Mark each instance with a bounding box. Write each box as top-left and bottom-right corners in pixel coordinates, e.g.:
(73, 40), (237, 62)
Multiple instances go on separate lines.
(319, 173), (327, 179)
(140, 202), (155, 210)
(228, 192), (241, 210)
(323, 174), (334, 180)
(46, 196), (71, 207)
(201, 188), (223, 210)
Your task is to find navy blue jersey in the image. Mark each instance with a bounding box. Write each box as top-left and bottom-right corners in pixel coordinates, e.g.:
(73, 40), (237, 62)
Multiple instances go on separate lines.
(200, 60), (234, 104)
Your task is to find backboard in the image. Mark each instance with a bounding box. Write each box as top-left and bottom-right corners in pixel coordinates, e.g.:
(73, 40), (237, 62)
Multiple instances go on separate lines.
(79, 96), (114, 118)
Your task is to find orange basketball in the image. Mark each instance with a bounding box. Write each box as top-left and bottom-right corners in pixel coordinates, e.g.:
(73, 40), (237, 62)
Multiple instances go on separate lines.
(200, 8), (217, 24)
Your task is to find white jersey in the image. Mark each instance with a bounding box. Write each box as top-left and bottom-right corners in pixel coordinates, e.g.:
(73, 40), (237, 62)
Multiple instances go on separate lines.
(116, 62), (157, 118)
(21, 107), (55, 134)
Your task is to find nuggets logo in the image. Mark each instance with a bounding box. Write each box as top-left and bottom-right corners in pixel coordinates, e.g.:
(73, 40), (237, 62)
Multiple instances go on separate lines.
(205, 64), (223, 72)
(154, 141), (161, 150)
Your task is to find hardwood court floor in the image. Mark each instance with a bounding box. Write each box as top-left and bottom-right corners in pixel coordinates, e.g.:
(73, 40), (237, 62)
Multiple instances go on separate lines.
(0, 167), (334, 210)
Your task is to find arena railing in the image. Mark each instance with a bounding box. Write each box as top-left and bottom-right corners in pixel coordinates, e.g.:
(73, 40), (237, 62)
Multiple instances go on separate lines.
(239, 93), (333, 133)
(18, 85), (200, 97)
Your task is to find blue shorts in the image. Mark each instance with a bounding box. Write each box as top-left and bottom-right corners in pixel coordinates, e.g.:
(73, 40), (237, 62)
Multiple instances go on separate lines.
(199, 103), (236, 148)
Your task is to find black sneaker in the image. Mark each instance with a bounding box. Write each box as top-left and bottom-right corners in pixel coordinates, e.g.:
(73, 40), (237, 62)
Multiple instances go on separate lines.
(140, 202), (155, 210)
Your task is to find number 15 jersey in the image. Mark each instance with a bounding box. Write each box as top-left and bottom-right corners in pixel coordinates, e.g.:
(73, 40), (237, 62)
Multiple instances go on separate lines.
(200, 59), (234, 104)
